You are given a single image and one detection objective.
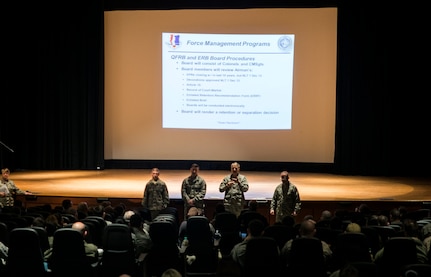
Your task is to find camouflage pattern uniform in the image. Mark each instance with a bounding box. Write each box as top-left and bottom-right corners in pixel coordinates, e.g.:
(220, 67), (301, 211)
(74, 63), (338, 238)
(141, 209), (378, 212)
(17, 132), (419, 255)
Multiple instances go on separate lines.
(219, 173), (249, 217)
(141, 179), (170, 220)
(270, 181), (301, 223)
(0, 178), (26, 208)
(181, 175), (207, 216)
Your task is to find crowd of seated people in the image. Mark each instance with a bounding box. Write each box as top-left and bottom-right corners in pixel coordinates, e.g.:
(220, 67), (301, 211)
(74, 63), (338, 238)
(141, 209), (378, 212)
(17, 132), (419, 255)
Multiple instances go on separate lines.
(1, 199), (431, 277)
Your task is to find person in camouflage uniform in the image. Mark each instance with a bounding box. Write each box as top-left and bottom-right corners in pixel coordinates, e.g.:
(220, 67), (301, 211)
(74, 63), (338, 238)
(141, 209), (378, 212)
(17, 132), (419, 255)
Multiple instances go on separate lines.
(219, 162), (249, 217)
(0, 168), (32, 209)
(181, 163), (207, 218)
(141, 168), (170, 220)
(270, 171), (301, 223)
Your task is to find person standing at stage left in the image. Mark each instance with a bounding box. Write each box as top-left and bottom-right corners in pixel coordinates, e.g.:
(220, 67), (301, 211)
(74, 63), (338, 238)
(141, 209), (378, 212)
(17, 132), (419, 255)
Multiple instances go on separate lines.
(270, 171), (301, 223)
(141, 168), (170, 221)
(181, 163), (207, 218)
(219, 162), (249, 217)
(0, 168), (33, 209)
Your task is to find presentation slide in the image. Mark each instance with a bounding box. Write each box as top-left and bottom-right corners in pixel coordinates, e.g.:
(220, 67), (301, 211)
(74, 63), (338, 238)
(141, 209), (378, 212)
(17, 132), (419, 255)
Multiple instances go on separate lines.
(104, 8), (337, 163)
(162, 33), (294, 130)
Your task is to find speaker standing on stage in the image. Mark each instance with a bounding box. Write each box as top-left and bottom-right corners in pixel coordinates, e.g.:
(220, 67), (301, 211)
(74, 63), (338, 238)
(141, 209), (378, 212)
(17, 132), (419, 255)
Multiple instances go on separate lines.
(219, 162), (249, 217)
(141, 168), (170, 220)
(270, 171), (301, 223)
(0, 168), (32, 209)
(181, 163), (207, 218)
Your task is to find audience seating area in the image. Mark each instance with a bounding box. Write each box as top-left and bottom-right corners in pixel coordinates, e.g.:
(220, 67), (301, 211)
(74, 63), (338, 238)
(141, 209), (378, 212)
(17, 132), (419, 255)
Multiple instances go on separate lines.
(0, 202), (431, 277)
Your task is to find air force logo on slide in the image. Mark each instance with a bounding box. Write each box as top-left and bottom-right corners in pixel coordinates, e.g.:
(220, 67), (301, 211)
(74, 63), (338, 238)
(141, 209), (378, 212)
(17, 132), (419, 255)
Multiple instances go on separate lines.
(278, 36), (293, 52)
(167, 34), (181, 49)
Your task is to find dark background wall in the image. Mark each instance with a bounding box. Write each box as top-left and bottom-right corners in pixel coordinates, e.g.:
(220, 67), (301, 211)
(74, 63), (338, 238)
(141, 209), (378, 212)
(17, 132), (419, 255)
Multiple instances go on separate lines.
(1, 1), (429, 178)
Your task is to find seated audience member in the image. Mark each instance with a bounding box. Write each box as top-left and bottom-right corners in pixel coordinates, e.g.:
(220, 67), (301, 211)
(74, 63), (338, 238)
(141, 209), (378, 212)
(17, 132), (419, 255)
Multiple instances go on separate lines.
(281, 215), (296, 228)
(421, 222), (431, 254)
(373, 218), (428, 264)
(45, 213), (62, 249)
(71, 221), (100, 263)
(76, 201), (89, 220)
(44, 221), (100, 264)
(237, 200), (268, 232)
(61, 199), (73, 212)
(179, 207), (215, 244)
(210, 202), (226, 226)
(230, 219), (267, 269)
(31, 216), (47, 228)
(0, 240), (7, 266)
(329, 263), (360, 277)
(129, 213), (152, 263)
(281, 219), (333, 266)
(389, 208), (403, 225)
(123, 210), (136, 223)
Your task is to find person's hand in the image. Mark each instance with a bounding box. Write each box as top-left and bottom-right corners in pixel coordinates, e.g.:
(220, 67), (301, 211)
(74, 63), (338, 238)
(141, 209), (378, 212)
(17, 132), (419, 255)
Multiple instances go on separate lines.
(0, 192), (6, 197)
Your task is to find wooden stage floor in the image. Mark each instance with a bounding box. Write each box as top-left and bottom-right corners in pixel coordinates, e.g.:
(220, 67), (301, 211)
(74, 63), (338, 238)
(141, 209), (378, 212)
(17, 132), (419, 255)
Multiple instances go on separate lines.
(11, 169), (431, 202)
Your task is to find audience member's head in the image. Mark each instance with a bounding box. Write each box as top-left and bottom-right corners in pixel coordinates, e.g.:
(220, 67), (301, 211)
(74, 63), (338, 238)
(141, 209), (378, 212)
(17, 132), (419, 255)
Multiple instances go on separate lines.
(161, 268), (182, 277)
(320, 210), (332, 221)
(71, 221), (89, 238)
(123, 210), (136, 223)
(403, 218), (420, 237)
(345, 222), (361, 233)
(129, 213), (143, 229)
(32, 217), (46, 228)
(248, 200), (258, 211)
(377, 215), (389, 226)
(299, 219), (316, 237)
(281, 215), (295, 227)
(61, 199), (73, 211)
(389, 208), (402, 223)
(339, 263), (359, 277)
(247, 219), (265, 237)
(187, 207), (199, 219)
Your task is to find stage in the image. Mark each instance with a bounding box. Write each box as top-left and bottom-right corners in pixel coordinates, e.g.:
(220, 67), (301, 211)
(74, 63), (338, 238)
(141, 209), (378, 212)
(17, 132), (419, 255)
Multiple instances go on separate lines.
(11, 169), (431, 201)
(10, 169), (431, 223)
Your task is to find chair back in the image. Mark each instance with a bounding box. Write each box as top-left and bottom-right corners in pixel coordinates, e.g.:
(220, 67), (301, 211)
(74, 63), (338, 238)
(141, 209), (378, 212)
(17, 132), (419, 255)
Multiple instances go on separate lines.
(32, 226), (51, 253)
(186, 216), (213, 246)
(0, 221), (9, 246)
(332, 232), (372, 268)
(287, 236), (327, 277)
(100, 223), (137, 277)
(263, 224), (296, 251)
(347, 261), (379, 277)
(50, 228), (95, 277)
(6, 227), (47, 277)
(213, 212), (242, 256)
(243, 236), (281, 277)
(401, 263), (431, 277)
(146, 218), (181, 276)
(185, 216), (218, 275)
(82, 217), (105, 247)
(378, 237), (418, 277)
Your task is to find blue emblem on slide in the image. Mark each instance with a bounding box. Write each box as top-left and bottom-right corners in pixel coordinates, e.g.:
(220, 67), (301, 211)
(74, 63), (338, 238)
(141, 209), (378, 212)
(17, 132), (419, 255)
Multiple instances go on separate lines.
(167, 34), (181, 49)
(278, 36), (293, 52)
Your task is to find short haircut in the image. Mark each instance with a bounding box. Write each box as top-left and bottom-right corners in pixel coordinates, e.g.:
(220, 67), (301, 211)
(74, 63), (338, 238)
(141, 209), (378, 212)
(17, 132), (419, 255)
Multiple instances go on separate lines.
(248, 219), (264, 236)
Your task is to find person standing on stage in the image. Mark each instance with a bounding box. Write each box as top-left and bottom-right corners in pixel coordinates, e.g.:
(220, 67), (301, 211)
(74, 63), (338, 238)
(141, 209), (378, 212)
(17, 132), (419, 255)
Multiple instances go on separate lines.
(219, 162), (249, 217)
(270, 171), (301, 223)
(0, 168), (32, 209)
(181, 163), (207, 218)
(141, 168), (170, 220)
